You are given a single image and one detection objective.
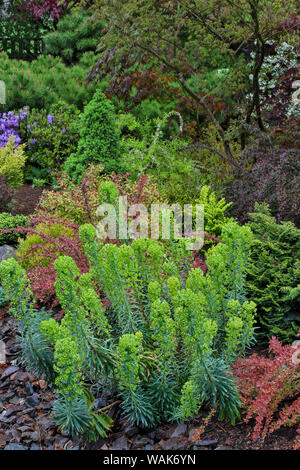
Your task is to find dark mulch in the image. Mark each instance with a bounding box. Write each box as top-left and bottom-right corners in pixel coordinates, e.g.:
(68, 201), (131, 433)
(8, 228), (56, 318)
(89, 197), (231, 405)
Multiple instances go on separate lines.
(10, 185), (43, 217)
(0, 307), (298, 451)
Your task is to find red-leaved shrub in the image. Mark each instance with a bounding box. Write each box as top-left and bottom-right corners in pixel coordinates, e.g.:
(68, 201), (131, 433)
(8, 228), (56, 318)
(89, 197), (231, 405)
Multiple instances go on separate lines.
(233, 335), (300, 449)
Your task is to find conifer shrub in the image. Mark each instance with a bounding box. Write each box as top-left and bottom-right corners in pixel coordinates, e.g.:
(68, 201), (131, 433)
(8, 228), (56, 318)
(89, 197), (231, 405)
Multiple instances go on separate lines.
(247, 203), (300, 343)
(43, 10), (104, 65)
(0, 52), (98, 112)
(64, 90), (123, 181)
(0, 221), (256, 439)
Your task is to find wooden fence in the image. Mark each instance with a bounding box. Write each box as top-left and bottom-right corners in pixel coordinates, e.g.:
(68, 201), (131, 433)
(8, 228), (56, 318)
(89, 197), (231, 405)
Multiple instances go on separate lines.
(0, 37), (44, 60)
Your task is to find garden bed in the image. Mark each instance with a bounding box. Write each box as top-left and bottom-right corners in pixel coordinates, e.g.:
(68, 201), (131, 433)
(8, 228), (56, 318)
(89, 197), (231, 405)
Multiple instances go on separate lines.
(0, 309), (297, 451)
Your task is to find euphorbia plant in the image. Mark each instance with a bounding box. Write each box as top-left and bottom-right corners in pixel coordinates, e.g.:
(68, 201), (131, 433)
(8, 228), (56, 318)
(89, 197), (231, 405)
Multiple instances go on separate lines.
(0, 221), (256, 439)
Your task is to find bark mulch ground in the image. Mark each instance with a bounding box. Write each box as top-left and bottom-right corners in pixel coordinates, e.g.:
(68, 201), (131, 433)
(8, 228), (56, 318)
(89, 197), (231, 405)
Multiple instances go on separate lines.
(11, 185), (43, 217)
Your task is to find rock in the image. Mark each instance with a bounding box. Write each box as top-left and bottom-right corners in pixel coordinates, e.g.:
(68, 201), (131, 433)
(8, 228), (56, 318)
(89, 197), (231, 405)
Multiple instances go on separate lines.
(36, 416), (56, 431)
(9, 397), (25, 406)
(146, 431), (156, 440)
(110, 436), (128, 450)
(9, 428), (21, 443)
(0, 341), (6, 364)
(2, 405), (23, 418)
(132, 436), (154, 449)
(0, 412), (17, 424)
(1, 365), (19, 380)
(0, 432), (8, 446)
(92, 397), (107, 409)
(170, 423), (187, 439)
(39, 401), (53, 410)
(4, 443), (28, 450)
(144, 444), (154, 450)
(0, 402), (2, 413)
(159, 438), (187, 451)
(0, 245), (16, 263)
(18, 426), (33, 433)
(54, 436), (69, 448)
(215, 445), (232, 450)
(30, 443), (40, 450)
(195, 439), (219, 447)
(123, 422), (139, 438)
(25, 381), (34, 395)
(0, 391), (14, 401)
(155, 426), (175, 441)
(22, 431), (39, 442)
(11, 371), (30, 382)
(25, 382), (34, 396)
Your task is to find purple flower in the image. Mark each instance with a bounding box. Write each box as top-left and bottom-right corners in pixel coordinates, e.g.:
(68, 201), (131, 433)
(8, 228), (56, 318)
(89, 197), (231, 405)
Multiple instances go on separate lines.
(0, 109), (26, 147)
(47, 114), (55, 124)
(28, 138), (37, 148)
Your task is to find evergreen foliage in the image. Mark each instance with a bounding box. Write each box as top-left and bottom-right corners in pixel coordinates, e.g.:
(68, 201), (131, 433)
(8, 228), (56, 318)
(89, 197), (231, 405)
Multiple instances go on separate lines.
(64, 90), (123, 181)
(44, 9), (104, 64)
(247, 203), (300, 342)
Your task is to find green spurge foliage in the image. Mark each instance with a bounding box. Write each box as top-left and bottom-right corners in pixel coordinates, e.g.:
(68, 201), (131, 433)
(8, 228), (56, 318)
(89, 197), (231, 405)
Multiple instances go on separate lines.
(0, 258), (54, 381)
(247, 203), (300, 343)
(64, 90), (123, 181)
(0, 221), (256, 438)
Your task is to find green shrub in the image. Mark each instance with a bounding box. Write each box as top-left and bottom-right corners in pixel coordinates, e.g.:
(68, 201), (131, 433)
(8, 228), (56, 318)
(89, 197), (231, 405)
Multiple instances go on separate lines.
(16, 222), (76, 270)
(121, 111), (201, 203)
(64, 90), (123, 181)
(18, 101), (80, 183)
(194, 185), (233, 246)
(43, 10), (104, 65)
(0, 221), (256, 438)
(247, 203), (300, 343)
(0, 213), (27, 246)
(0, 137), (27, 188)
(36, 165), (162, 226)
